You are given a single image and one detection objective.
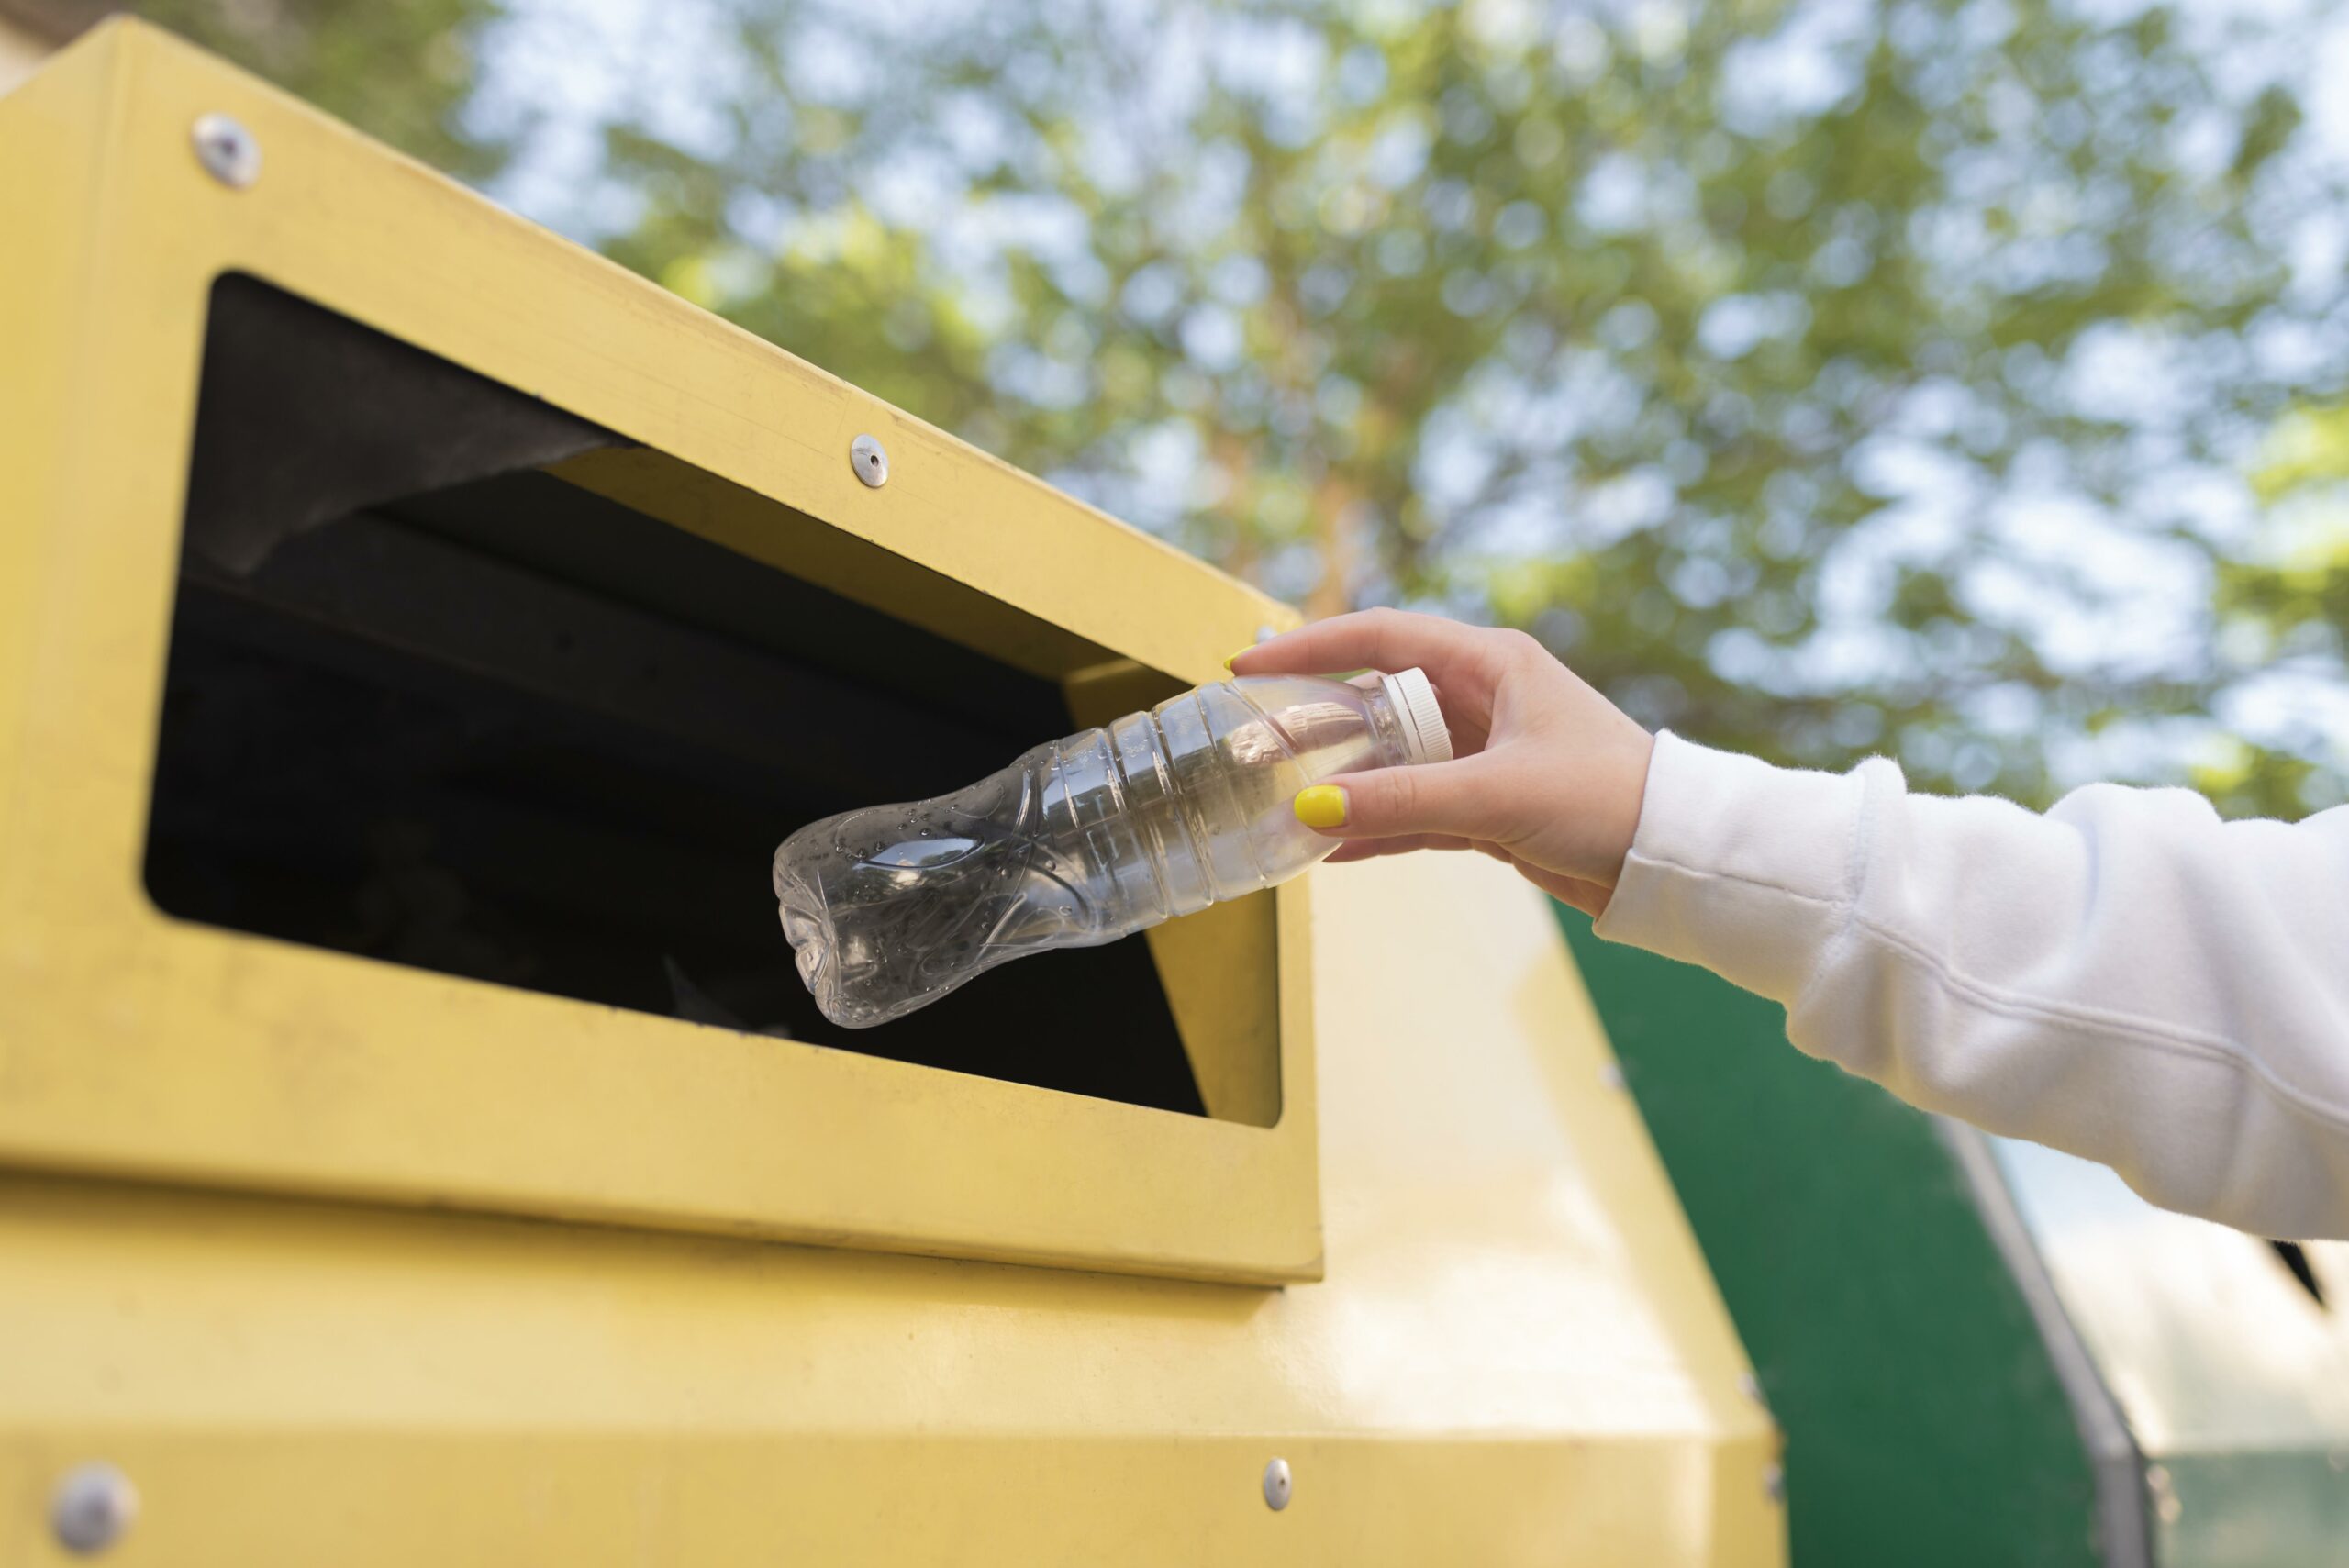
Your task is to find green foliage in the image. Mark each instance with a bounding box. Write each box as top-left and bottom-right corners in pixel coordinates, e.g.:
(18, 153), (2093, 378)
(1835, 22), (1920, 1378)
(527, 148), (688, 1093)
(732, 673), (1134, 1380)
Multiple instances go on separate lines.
(2206, 405), (2349, 817)
(580, 0), (2349, 813)
(121, 0), (2349, 816)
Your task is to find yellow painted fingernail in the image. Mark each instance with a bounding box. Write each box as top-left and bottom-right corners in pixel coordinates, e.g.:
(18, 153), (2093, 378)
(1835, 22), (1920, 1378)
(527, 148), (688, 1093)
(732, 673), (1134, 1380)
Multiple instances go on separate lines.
(1293, 784), (1348, 828)
(1223, 646), (1254, 670)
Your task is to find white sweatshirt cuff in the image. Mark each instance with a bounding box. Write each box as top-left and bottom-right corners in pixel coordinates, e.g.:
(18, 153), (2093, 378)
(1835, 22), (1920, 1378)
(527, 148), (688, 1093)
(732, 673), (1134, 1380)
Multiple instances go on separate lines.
(1591, 731), (1871, 1003)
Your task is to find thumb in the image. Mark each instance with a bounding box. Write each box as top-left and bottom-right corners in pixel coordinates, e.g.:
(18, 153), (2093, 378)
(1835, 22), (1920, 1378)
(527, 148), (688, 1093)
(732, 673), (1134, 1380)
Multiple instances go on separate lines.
(1292, 758), (1501, 841)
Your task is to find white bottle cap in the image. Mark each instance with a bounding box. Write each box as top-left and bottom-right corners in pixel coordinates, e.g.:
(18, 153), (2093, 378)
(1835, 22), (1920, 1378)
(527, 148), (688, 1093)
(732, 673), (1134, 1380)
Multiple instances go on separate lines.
(1379, 667), (1453, 764)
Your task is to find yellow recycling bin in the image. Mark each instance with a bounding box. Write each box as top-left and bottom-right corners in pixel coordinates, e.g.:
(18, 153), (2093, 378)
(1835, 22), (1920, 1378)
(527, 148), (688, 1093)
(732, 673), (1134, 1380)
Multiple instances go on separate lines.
(0, 21), (1778, 1563)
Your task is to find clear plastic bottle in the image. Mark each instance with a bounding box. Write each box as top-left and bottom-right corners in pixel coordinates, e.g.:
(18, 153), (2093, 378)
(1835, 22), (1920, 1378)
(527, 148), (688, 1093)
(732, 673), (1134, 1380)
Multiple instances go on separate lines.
(773, 668), (1452, 1028)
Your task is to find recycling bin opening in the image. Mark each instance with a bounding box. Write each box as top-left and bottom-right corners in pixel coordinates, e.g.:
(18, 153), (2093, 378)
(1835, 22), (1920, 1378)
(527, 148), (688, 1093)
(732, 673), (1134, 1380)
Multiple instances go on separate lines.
(141, 274), (1211, 1118)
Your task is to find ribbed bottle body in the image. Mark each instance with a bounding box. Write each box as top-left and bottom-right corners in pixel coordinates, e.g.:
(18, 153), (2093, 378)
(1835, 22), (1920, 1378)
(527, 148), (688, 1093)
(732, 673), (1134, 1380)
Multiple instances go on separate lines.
(774, 674), (1417, 1028)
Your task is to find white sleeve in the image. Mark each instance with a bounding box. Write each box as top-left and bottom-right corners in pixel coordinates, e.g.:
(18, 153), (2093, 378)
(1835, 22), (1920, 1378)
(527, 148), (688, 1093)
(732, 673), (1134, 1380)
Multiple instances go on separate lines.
(1592, 731), (2349, 1240)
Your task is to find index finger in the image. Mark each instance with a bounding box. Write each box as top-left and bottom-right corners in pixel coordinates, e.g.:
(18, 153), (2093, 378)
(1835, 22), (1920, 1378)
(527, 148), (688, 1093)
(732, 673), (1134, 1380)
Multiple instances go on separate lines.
(1230, 607), (1503, 690)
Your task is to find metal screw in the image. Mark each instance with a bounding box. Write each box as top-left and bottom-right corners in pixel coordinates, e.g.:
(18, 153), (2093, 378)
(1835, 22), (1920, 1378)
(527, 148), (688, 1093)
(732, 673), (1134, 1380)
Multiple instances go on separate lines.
(1762, 1463), (1785, 1503)
(1254, 624), (1278, 645)
(1598, 1061), (1626, 1091)
(50, 1463), (138, 1555)
(191, 113), (262, 189)
(850, 433), (889, 488)
(1737, 1371), (1765, 1404)
(1262, 1456), (1292, 1511)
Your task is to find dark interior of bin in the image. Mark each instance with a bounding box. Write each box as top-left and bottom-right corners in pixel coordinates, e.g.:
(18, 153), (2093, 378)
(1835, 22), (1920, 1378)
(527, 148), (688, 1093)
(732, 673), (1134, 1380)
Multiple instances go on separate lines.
(144, 274), (1207, 1118)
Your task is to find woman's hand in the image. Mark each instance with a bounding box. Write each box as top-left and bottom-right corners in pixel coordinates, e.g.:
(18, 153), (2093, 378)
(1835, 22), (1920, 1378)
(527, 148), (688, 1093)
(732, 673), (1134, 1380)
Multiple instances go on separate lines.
(1231, 608), (1655, 917)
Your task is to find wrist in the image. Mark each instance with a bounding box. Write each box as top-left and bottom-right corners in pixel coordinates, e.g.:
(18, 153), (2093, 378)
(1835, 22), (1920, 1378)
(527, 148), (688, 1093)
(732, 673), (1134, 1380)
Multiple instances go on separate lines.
(1596, 728), (1657, 888)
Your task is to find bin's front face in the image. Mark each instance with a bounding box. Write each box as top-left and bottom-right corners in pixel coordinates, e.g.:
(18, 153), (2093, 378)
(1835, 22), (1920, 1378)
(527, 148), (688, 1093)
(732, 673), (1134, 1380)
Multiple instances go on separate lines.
(0, 24), (1780, 1564)
(0, 17), (1316, 1288)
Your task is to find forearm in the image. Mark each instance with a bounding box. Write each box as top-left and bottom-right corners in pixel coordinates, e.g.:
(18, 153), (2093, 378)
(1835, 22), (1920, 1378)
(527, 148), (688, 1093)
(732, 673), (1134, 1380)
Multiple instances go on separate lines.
(1594, 734), (2349, 1239)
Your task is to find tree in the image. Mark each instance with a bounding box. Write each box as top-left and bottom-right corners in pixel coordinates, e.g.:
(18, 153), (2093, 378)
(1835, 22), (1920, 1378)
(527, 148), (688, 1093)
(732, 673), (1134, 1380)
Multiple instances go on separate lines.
(589, 0), (2347, 810)
(2206, 400), (2349, 816)
(123, 0), (2349, 813)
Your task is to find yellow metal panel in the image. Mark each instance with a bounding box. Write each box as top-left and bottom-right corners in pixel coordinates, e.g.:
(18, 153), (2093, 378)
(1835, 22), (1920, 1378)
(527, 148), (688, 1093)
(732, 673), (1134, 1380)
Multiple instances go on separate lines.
(0, 854), (1778, 1564)
(0, 27), (1777, 1561)
(0, 20), (1315, 1285)
(1139, 892), (1285, 1127)
(0, 47), (105, 837)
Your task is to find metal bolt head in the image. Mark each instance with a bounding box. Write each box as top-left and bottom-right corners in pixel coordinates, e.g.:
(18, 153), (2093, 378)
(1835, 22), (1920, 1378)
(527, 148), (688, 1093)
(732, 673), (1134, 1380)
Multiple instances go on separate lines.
(191, 113), (262, 189)
(850, 433), (889, 488)
(50, 1463), (138, 1555)
(1737, 1371), (1765, 1404)
(1598, 1061), (1627, 1091)
(1762, 1462), (1785, 1503)
(1262, 1456), (1292, 1511)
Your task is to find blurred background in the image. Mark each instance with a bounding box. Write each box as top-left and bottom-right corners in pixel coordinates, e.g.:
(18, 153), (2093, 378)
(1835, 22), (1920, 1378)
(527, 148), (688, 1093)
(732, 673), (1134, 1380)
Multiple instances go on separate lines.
(6, 0), (2347, 816)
